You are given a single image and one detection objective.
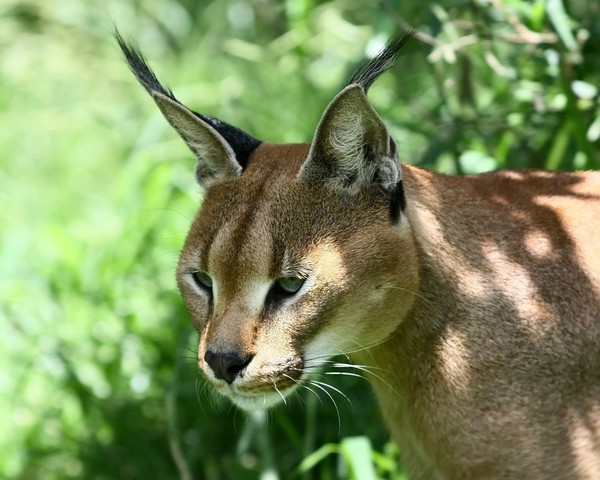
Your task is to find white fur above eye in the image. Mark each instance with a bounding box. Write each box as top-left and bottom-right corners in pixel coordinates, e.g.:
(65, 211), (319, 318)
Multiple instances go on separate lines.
(244, 279), (274, 316)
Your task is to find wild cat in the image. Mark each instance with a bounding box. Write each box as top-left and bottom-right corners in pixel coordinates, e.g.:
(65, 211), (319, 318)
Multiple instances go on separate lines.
(118, 32), (600, 478)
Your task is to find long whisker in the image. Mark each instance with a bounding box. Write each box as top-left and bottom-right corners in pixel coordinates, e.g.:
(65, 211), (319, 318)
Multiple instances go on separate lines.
(332, 362), (388, 373)
(303, 316), (419, 367)
(382, 284), (433, 304)
(291, 389), (306, 409)
(333, 365), (402, 400)
(281, 372), (323, 406)
(310, 379), (353, 410)
(282, 374), (308, 409)
(195, 379), (203, 407)
(269, 376), (287, 405)
(293, 363), (383, 395)
(303, 333), (395, 364)
(324, 371), (364, 379)
(300, 383), (324, 406)
(302, 360), (389, 374)
(282, 373), (299, 384)
(309, 381), (341, 435)
(305, 359), (402, 401)
(302, 326), (395, 366)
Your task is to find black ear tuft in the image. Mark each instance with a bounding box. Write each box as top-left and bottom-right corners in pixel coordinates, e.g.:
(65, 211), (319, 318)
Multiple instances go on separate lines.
(115, 30), (261, 169)
(115, 30), (177, 101)
(346, 30), (415, 93)
(343, 32), (414, 218)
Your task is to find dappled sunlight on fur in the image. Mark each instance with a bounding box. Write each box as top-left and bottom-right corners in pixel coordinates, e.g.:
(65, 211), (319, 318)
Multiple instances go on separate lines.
(119, 30), (600, 479)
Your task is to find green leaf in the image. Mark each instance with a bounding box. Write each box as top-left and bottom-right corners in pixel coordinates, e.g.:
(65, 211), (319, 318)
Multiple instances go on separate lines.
(298, 443), (339, 473)
(531, 0), (547, 31)
(546, 0), (577, 51)
(459, 151), (498, 174)
(546, 120), (570, 170)
(587, 110), (600, 143)
(571, 80), (598, 100)
(340, 436), (377, 480)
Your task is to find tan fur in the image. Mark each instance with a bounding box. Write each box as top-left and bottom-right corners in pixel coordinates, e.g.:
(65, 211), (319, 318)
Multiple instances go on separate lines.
(177, 140), (600, 477)
(119, 33), (600, 478)
(355, 166), (600, 478)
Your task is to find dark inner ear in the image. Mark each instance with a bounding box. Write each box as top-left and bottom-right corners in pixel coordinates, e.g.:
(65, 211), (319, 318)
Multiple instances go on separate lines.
(191, 111), (261, 169)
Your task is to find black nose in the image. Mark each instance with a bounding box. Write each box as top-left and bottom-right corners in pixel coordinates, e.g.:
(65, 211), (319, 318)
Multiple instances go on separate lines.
(204, 350), (253, 384)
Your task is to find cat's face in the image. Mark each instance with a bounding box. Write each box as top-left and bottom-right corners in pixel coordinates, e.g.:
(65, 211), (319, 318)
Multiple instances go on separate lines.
(177, 144), (418, 409)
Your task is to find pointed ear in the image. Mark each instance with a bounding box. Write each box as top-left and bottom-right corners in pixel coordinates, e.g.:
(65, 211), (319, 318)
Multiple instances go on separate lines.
(152, 92), (243, 186)
(299, 85), (400, 194)
(115, 32), (261, 187)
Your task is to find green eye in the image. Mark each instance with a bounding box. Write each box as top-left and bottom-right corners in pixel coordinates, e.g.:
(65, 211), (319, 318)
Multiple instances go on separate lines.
(192, 271), (213, 290)
(275, 276), (305, 294)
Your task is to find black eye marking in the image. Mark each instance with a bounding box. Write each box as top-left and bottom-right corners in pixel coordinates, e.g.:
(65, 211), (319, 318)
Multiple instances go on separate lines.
(265, 276), (307, 310)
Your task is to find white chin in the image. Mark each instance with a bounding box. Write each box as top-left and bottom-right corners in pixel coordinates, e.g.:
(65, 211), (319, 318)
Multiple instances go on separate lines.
(227, 389), (293, 411)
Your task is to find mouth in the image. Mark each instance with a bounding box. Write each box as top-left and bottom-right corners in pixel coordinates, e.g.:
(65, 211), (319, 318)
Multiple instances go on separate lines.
(206, 356), (305, 410)
(226, 388), (296, 410)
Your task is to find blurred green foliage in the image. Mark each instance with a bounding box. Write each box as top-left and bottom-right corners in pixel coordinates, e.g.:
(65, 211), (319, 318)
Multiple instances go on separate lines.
(1, 0), (598, 478)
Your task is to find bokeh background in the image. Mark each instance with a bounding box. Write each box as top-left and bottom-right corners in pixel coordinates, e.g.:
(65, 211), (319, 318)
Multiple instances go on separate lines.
(1, 0), (598, 478)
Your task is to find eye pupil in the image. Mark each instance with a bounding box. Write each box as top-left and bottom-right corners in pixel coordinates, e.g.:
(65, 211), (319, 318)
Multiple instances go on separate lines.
(192, 271), (213, 290)
(276, 277), (305, 294)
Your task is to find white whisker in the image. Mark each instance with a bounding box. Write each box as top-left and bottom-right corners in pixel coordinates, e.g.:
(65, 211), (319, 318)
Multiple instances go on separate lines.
(311, 379), (353, 410)
(270, 377), (287, 405)
(382, 283), (432, 304)
(334, 365), (401, 400)
(324, 371), (364, 379)
(282, 373), (299, 384)
(300, 383), (324, 406)
(309, 381), (341, 435)
(332, 362), (388, 372)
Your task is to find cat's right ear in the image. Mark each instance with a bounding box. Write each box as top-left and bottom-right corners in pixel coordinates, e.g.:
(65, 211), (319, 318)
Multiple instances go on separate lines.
(116, 32), (261, 187)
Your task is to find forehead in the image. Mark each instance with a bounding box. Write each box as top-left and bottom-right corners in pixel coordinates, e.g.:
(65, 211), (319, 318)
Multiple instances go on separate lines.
(190, 144), (306, 274)
(182, 143), (388, 276)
